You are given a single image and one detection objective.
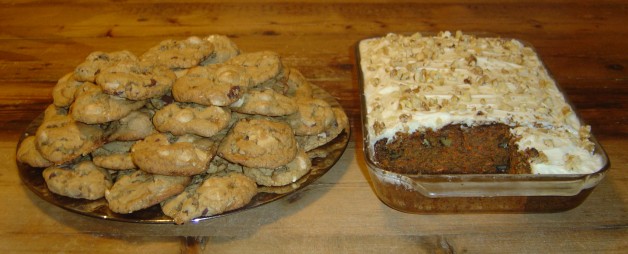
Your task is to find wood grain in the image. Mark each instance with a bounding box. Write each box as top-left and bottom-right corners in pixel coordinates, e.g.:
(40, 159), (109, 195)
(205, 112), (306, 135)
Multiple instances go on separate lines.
(0, 1), (626, 253)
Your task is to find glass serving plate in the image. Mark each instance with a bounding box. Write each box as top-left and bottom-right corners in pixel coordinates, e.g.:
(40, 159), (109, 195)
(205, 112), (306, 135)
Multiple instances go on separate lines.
(356, 33), (610, 213)
(16, 85), (350, 223)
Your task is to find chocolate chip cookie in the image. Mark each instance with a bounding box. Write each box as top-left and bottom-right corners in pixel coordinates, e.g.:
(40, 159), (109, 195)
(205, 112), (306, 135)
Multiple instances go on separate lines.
(52, 72), (85, 107)
(106, 108), (157, 141)
(16, 135), (53, 168)
(161, 172), (257, 224)
(74, 50), (139, 82)
(229, 88), (298, 116)
(91, 141), (136, 170)
(131, 133), (218, 176)
(243, 149), (311, 187)
(286, 98), (335, 135)
(141, 36), (215, 69)
(201, 35), (240, 65)
(105, 170), (191, 214)
(96, 60), (177, 101)
(285, 68), (313, 98)
(71, 82), (146, 124)
(43, 161), (113, 200)
(296, 107), (349, 151)
(36, 105), (106, 164)
(224, 51), (285, 87)
(152, 102), (231, 137)
(218, 118), (297, 168)
(172, 64), (248, 106)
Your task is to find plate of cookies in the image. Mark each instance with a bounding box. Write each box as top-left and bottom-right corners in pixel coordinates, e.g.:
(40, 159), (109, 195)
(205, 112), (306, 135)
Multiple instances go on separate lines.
(16, 35), (350, 224)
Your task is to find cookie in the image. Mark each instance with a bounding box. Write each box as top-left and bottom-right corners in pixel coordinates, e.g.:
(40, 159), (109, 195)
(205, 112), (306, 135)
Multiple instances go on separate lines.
(229, 88), (298, 116)
(285, 98), (335, 135)
(159, 174), (204, 223)
(152, 102), (231, 137)
(161, 172), (257, 224)
(224, 51), (285, 87)
(147, 92), (176, 110)
(201, 35), (240, 65)
(105, 170), (191, 214)
(42, 103), (69, 121)
(42, 161), (113, 200)
(296, 107), (349, 151)
(52, 72), (85, 107)
(243, 149), (311, 187)
(141, 36), (215, 69)
(131, 133), (218, 176)
(207, 155), (243, 175)
(106, 109), (157, 141)
(36, 105), (106, 164)
(218, 118), (297, 169)
(172, 64), (248, 106)
(285, 68), (313, 98)
(74, 50), (138, 82)
(96, 60), (177, 100)
(70, 82), (146, 124)
(91, 141), (136, 170)
(16, 135), (53, 168)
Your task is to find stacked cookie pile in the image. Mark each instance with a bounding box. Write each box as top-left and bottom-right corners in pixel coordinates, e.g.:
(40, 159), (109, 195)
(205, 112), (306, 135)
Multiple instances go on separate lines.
(16, 35), (348, 224)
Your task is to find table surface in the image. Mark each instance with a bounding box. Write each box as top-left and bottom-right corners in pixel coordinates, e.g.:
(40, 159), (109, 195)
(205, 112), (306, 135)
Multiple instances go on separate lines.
(1, 1), (626, 253)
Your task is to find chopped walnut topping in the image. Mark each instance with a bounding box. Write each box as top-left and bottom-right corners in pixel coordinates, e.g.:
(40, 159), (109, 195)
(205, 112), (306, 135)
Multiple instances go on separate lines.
(399, 113), (412, 123)
(543, 139), (555, 147)
(373, 121), (385, 135)
(561, 106), (572, 116)
(471, 66), (483, 76)
(564, 154), (581, 171)
(531, 151), (549, 164)
(465, 55), (477, 66)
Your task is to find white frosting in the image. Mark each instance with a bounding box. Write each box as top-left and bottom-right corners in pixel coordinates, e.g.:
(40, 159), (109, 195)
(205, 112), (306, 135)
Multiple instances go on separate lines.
(360, 31), (603, 174)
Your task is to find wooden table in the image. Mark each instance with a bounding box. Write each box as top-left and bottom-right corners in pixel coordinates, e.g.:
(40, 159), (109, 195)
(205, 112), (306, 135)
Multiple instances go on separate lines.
(1, 1), (626, 253)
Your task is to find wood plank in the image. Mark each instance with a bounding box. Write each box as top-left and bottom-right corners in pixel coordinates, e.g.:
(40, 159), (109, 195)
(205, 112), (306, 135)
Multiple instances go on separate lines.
(0, 3), (626, 43)
(0, 234), (183, 254)
(0, 34), (625, 82)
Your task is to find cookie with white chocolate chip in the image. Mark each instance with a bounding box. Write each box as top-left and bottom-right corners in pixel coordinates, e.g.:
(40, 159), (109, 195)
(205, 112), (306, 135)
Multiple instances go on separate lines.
(74, 50), (138, 83)
(106, 108), (157, 141)
(285, 98), (335, 136)
(96, 59), (177, 101)
(201, 35), (240, 65)
(105, 170), (191, 214)
(161, 172), (257, 224)
(218, 118), (297, 169)
(36, 105), (106, 164)
(296, 107), (349, 151)
(243, 149), (311, 187)
(172, 64), (249, 106)
(91, 141), (136, 170)
(152, 102), (231, 137)
(229, 88), (298, 117)
(42, 161), (113, 200)
(16, 135), (53, 168)
(52, 72), (86, 107)
(70, 82), (146, 124)
(131, 133), (218, 176)
(141, 36), (215, 70)
(224, 51), (285, 87)
(284, 68), (313, 98)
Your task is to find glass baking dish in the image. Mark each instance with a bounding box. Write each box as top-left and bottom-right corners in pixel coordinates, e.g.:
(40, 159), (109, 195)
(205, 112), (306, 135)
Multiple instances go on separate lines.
(356, 33), (610, 213)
